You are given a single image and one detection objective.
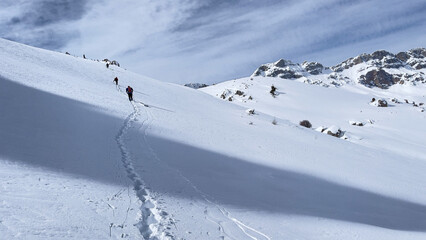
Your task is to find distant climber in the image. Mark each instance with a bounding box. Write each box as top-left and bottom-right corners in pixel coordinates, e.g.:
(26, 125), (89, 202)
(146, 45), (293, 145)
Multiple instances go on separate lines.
(126, 86), (134, 101)
(270, 85), (277, 97)
(106, 63), (109, 68)
(83, 54), (86, 59)
(113, 77), (118, 85)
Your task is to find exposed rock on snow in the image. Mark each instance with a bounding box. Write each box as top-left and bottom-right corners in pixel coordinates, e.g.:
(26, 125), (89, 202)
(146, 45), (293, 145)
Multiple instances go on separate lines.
(299, 120), (312, 128)
(184, 83), (209, 89)
(235, 90), (244, 96)
(391, 98), (401, 104)
(103, 58), (121, 67)
(246, 109), (255, 115)
(315, 126), (347, 139)
(220, 89), (232, 99)
(370, 98), (388, 107)
(360, 69), (398, 89)
(218, 88), (251, 102)
(349, 121), (365, 126)
(302, 61), (324, 75)
(325, 126), (345, 138)
(377, 99), (388, 107)
(315, 125), (348, 139)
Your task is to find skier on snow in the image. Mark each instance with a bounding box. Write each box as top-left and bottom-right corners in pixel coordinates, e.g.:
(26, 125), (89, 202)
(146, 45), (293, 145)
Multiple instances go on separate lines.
(126, 86), (133, 101)
(113, 77), (118, 85)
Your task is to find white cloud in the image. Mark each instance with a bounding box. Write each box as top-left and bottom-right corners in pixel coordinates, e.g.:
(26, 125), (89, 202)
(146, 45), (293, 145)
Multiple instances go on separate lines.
(64, 0), (199, 57)
(2, 0), (426, 84)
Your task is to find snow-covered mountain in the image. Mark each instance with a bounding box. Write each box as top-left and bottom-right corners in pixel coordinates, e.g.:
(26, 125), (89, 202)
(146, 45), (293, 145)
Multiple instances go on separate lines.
(252, 48), (426, 88)
(1, 38), (426, 240)
(183, 82), (209, 89)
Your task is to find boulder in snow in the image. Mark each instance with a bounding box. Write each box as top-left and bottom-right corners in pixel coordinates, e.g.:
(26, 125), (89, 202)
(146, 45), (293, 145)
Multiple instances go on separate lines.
(325, 126), (344, 138)
(370, 98), (388, 107)
(349, 121), (364, 126)
(315, 126), (326, 133)
(377, 99), (388, 107)
(246, 109), (255, 115)
(235, 90), (244, 96)
(299, 120), (312, 128)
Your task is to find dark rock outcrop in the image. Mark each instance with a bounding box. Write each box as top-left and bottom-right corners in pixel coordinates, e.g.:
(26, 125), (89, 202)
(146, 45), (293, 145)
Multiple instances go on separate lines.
(299, 120), (312, 128)
(302, 61), (324, 75)
(377, 99), (388, 107)
(360, 69), (398, 89)
(371, 50), (393, 60)
(396, 52), (410, 62)
(253, 65), (269, 76)
(408, 48), (426, 58)
(271, 69), (302, 79)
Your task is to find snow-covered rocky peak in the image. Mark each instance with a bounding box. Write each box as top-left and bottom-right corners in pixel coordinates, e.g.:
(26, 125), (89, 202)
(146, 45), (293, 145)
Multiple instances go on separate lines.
(252, 59), (325, 80)
(251, 48), (425, 89)
(333, 48), (426, 89)
(332, 48), (426, 72)
(252, 59), (304, 79)
(332, 50), (398, 72)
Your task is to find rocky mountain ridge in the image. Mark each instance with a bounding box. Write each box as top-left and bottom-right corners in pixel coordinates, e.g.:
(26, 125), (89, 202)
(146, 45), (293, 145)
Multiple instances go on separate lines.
(183, 83), (209, 89)
(252, 48), (426, 89)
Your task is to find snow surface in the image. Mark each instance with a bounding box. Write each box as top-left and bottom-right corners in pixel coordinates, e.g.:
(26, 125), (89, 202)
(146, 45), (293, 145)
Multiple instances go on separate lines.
(1, 38), (426, 239)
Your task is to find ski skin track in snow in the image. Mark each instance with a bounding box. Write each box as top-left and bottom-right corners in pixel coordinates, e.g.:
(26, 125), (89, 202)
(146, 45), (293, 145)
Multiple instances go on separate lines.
(138, 107), (271, 240)
(115, 100), (173, 240)
(116, 79), (269, 239)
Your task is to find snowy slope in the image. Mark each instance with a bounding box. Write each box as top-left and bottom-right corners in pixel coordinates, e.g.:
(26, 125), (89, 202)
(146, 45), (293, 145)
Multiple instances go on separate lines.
(1, 38), (426, 240)
(202, 76), (426, 160)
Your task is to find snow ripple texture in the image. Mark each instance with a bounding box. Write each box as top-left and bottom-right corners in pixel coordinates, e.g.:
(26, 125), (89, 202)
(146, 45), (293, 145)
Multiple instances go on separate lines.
(116, 101), (173, 240)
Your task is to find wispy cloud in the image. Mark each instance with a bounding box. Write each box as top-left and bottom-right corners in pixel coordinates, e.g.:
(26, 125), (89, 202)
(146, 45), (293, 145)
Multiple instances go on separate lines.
(1, 0), (425, 84)
(0, 0), (88, 49)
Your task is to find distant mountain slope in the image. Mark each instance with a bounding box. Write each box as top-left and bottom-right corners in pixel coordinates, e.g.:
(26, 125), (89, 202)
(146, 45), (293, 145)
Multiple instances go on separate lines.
(183, 82), (209, 89)
(252, 48), (426, 88)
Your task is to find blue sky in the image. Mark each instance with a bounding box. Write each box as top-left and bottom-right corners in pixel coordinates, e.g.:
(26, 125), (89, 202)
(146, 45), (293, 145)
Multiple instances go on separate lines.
(1, 0), (425, 84)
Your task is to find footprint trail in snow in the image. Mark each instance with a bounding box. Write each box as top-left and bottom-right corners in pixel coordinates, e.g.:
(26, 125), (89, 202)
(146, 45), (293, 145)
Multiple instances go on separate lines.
(115, 101), (173, 240)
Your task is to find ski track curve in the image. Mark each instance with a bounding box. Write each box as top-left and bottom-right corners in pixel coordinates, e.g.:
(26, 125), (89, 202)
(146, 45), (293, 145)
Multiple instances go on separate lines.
(115, 100), (174, 240)
(139, 106), (271, 240)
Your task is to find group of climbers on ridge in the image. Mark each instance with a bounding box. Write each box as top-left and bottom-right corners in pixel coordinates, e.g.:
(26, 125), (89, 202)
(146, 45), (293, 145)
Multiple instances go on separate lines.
(113, 76), (133, 101)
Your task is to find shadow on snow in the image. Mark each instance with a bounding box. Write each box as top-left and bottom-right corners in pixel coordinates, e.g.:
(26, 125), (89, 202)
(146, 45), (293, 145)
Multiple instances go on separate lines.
(2, 76), (426, 232)
(0, 76), (127, 185)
